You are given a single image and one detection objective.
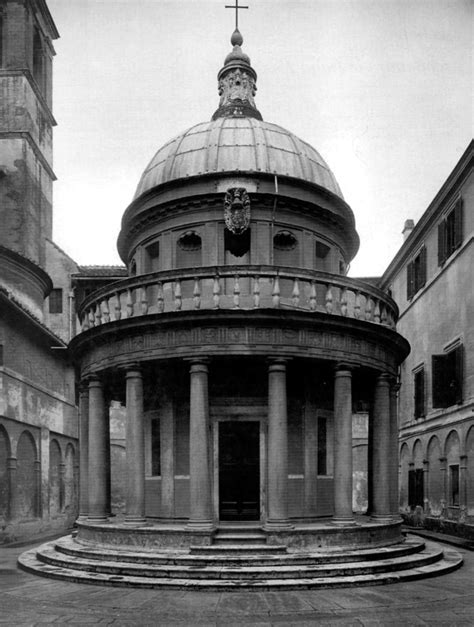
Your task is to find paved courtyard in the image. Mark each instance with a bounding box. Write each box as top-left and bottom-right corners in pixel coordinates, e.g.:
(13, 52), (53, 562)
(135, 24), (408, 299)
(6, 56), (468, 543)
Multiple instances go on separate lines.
(1, 536), (474, 626)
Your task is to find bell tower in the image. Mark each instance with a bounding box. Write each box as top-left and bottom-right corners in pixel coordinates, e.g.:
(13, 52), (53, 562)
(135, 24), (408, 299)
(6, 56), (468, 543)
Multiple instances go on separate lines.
(0, 0), (58, 267)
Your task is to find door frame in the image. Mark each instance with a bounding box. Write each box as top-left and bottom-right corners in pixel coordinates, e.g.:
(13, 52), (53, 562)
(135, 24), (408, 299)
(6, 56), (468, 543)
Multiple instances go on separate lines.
(211, 401), (267, 523)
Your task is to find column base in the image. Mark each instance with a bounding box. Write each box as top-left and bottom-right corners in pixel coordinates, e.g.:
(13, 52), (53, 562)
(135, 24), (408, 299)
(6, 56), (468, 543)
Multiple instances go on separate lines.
(331, 516), (356, 526)
(87, 515), (109, 523)
(264, 519), (294, 531)
(370, 514), (393, 523)
(77, 514), (89, 523)
(186, 519), (215, 532)
(124, 516), (147, 526)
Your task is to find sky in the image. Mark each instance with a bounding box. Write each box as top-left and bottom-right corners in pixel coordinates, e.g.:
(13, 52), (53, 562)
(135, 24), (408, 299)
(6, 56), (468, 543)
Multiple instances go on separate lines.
(48, 0), (472, 276)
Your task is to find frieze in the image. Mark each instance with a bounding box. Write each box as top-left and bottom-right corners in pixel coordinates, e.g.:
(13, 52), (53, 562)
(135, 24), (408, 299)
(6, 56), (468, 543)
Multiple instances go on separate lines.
(79, 319), (401, 377)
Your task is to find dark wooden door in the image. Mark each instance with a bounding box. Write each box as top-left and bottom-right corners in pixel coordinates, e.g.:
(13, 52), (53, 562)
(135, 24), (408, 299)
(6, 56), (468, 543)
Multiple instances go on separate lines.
(218, 421), (260, 521)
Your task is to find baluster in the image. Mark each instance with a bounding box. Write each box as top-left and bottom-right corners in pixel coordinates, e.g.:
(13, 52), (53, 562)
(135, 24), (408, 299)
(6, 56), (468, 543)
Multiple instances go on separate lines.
(253, 275), (260, 308)
(126, 289), (134, 318)
(365, 296), (373, 321)
(354, 291), (361, 319)
(88, 309), (95, 328)
(309, 281), (317, 311)
(325, 284), (333, 314)
(193, 277), (201, 309)
(213, 275), (220, 309)
(95, 303), (101, 326)
(156, 282), (164, 313)
(114, 291), (122, 320)
(291, 277), (300, 307)
(381, 304), (388, 325)
(272, 275), (280, 308)
(102, 299), (110, 323)
(141, 286), (148, 315)
(174, 280), (182, 311)
(233, 275), (240, 308)
(374, 300), (381, 324)
(340, 288), (348, 316)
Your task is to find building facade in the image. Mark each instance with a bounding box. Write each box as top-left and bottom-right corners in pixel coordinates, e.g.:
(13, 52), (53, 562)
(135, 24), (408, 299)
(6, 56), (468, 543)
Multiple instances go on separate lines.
(381, 141), (474, 536)
(0, 0), (78, 543)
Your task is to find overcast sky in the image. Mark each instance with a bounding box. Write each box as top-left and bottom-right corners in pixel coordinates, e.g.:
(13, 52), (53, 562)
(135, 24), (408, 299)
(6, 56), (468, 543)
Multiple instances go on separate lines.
(48, 0), (472, 276)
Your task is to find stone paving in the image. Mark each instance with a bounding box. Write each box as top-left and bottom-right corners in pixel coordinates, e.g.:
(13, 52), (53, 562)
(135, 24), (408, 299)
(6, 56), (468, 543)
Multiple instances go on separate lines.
(1, 537), (474, 625)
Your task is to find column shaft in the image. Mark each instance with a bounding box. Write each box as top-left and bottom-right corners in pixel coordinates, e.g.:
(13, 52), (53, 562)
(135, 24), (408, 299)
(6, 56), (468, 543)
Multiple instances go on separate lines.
(389, 382), (400, 518)
(371, 373), (391, 520)
(88, 376), (108, 521)
(7, 457), (17, 520)
(78, 383), (89, 519)
(125, 367), (145, 523)
(188, 361), (213, 529)
(333, 366), (354, 524)
(266, 359), (290, 528)
(160, 394), (175, 518)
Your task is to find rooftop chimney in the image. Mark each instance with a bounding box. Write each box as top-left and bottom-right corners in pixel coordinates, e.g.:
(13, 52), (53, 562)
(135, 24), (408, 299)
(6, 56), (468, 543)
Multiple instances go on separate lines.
(402, 219), (415, 242)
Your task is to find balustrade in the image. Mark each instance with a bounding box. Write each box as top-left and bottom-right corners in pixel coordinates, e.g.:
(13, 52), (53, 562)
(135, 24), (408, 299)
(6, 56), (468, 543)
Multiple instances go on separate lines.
(79, 266), (398, 333)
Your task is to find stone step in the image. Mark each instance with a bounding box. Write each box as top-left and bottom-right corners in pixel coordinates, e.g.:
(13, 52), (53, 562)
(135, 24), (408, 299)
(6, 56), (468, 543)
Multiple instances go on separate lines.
(193, 542), (284, 553)
(213, 533), (267, 544)
(26, 541), (445, 582)
(17, 545), (463, 590)
(55, 536), (425, 566)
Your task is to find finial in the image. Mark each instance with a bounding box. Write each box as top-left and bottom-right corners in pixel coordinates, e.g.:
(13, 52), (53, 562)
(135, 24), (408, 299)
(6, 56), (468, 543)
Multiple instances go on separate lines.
(225, 0), (248, 31)
(212, 0), (262, 121)
(231, 28), (243, 47)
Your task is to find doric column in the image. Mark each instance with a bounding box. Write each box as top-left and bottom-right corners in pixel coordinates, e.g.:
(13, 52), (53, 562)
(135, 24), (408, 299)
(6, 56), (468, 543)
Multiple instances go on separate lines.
(78, 381), (89, 520)
(423, 459), (430, 513)
(460, 454), (468, 514)
(125, 365), (145, 523)
(371, 373), (391, 520)
(187, 359), (213, 529)
(439, 457), (447, 516)
(88, 375), (109, 521)
(389, 380), (401, 518)
(266, 358), (291, 529)
(160, 393), (175, 519)
(332, 364), (354, 525)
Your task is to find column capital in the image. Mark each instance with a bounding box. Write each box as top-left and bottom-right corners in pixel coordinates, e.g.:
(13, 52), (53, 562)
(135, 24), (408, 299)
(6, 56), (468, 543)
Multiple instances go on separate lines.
(334, 362), (353, 373)
(88, 374), (103, 388)
(124, 364), (143, 379)
(375, 371), (392, 385)
(267, 357), (289, 373)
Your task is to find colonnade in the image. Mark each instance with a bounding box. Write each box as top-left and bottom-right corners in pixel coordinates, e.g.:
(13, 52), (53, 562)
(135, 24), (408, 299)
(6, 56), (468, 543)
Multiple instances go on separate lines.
(77, 359), (400, 527)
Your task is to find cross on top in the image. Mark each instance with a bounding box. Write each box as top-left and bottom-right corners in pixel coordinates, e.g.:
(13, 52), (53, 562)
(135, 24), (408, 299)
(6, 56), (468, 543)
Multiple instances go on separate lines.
(225, 0), (248, 30)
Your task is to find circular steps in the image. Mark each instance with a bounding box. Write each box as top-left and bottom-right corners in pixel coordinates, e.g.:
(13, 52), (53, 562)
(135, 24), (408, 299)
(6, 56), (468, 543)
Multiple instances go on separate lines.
(18, 534), (463, 590)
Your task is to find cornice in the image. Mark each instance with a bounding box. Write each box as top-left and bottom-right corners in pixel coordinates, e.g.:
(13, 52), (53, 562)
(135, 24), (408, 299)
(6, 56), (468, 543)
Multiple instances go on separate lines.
(0, 131), (56, 180)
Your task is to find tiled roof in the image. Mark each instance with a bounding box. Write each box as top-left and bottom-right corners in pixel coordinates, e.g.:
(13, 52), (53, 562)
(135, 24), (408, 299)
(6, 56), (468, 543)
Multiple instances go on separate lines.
(75, 265), (127, 277)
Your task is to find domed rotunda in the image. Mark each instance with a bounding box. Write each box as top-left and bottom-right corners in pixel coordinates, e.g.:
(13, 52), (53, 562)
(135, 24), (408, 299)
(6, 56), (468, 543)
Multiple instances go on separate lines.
(20, 21), (462, 589)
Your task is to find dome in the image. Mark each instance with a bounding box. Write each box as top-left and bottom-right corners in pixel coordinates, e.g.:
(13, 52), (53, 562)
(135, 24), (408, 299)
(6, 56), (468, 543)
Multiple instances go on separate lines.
(134, 117), (343, 200)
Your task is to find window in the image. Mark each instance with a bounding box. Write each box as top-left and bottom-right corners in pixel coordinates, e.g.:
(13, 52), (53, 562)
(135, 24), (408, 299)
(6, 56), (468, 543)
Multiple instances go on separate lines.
(450, 465), (459, 506)
(414, 367), (425, 419)
(432, 344), (463, 408)
(48, 288), (63, 314)
(273, 230), (298, 267)
(317, 416), (327, 475)
(315, 240), (331, 272)
(151, 419), (160, 476)
(406, 246), (426, 300)
(145, 241), (160, 273)
(176, 231), (202, 268)
(438, 198), (463, 265)
(225, 227), (250, 258)
(408, 468), (424, 509)
(33, 27), (44, 90)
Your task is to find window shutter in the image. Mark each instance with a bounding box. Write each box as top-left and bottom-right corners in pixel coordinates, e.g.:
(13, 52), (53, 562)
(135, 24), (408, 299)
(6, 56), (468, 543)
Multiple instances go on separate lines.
(454, 344), (464, 404)
(454, 198), (463, 250)
(419, 246), (427, 288)
(438, 220), (446, 266)
(407, 261), (414, 300)
(432, 354), (447, 408)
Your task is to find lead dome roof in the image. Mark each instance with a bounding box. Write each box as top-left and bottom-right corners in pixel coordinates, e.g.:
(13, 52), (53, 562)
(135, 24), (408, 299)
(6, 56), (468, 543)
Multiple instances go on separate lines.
(134, 117), (342, 200)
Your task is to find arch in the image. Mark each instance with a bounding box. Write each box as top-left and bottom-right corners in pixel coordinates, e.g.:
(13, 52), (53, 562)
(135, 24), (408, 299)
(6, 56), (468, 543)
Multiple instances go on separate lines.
(0, 425), (11, 519)
(49, 438), (62, 516)
(399, 442), (410, 511)
(465, 426), (474, 515)
(427, 435), (443, 515)
(445, 429), (460, 462)
(64, 443), (76, 515)
(16, 430), (38, 519)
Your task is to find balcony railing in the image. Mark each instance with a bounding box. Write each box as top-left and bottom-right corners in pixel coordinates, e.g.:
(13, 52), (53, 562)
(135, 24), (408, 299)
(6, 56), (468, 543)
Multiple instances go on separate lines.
(78, 265), (398, 333)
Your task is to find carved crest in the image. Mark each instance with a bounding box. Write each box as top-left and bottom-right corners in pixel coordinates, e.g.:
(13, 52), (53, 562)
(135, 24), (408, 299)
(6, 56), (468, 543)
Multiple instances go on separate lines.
(224, 187), (251, 234)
